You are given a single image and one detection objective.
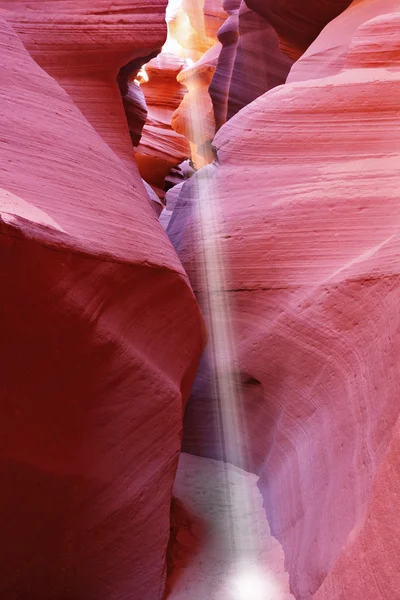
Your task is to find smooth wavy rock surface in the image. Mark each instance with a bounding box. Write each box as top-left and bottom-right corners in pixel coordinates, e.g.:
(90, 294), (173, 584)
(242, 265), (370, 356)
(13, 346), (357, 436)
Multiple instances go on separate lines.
(288, 0), (400, 82)
(209, 0), (241, 130)
(245, 0), (353, 59)
(209, 0), (292, 128)
(226, 1), (293, 120)
(172, 44), (221, 169)
(120, 78), (148, 147)
(171, 6), (400, 599)
(136, 53), (190, 199)
(0, 16), (205, 600)
(315, 416), (400, 600)
(0, 0), (169, 167)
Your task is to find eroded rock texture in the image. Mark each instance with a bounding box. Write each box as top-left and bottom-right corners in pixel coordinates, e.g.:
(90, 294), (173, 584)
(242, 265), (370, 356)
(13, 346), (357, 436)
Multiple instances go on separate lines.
(225, 2), (293, 120)
(210, 0), (293, 128)
(172, 44), (221, 169)
(245, 0), (353, 59)
(136, 53), (190, 199)
(288, 0), (400, 81)
(208, 0), (241, 129)
(170, 2), (400, 598)
(315, 416), (400, 600)
(0, 8), (205, 600)
(0, 0), (169, 167)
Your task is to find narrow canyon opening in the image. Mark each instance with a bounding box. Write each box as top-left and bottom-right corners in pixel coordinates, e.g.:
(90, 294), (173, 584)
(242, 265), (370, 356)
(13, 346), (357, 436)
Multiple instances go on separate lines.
(116, 1), (365, 599)
(115, 3), (300, 598)
(114, 0), (399, 598)
(1, 1), (399, 599)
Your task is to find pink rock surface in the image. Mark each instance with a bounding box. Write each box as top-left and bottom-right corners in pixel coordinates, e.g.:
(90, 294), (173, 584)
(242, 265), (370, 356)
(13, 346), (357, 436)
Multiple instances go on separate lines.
(315, 417), (400, 600)
(121, 80), (148, 147)
(209, 0), (292, 129)
(226, 2), (293, 120)
(0, 0), (169, 167)
(143, 178), (165, 216)
(0, 14), (205, 600)
(171, 5), (400, 598)
(208, 4), (241, 130)
(288, 0), (400, 82)
(245, 0), (353, 59)
(117, 51), (160, 150)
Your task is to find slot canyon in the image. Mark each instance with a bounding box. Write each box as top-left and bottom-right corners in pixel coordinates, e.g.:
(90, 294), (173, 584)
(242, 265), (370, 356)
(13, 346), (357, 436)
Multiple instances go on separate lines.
(0, 0), (399, 598)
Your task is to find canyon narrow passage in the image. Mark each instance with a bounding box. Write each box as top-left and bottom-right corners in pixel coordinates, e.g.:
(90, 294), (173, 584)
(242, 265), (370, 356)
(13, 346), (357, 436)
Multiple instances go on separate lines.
(124, 3), (296, 597)
(0, 1), (399, 599)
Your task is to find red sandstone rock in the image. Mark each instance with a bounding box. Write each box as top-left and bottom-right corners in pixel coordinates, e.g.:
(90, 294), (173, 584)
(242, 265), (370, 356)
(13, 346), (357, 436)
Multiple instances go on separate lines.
(0, 14), (205, 600)
(170, 4), (400, 598)
(201, 0), (293, 133)
(288, 0), (400, 82)
(117, 51), (160, 150)
(208, 2), (241, 130)
(117, 55), (153, 151)
(172, 44), (221, 169)
(226, 2), (293, 120)
(0, 0), (169, 168)
(135, 53), (190, 199)
(143, 178), (165, 216)
(315, 416), (400, 600)
(245, 0), (353, 59)
(122, 80), (148, 147)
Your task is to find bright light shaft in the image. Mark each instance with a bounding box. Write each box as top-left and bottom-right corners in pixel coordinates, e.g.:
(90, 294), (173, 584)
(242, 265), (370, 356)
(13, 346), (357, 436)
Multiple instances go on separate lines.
(232, 563), (283, 600)
(192, 123), (257, 559)
(166, 0), (182, 22)
(187, 63), (283, 599)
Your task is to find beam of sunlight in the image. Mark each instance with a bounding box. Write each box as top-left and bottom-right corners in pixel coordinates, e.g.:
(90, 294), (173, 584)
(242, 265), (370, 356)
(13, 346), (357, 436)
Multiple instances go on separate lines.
(134, 64), (149, 85)
(231, 563), (283, 600)
(185, 47), (284, 600)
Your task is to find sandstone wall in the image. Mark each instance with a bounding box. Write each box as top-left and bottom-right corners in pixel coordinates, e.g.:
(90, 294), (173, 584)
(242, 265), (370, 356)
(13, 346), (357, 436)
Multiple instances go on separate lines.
(0, 5), (206, 598)
(169, 1), (400, 597)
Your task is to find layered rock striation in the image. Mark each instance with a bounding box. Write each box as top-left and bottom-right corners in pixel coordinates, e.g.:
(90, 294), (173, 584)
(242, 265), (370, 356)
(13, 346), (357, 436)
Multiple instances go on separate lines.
(208, 0), (242, 130)
(0, 7), (205, 599)
(224, 2), (293, 121)
(172, 44), (222, 169)
(288, 0), (400, 81)
(0, 0), (169, 167)
(135, 53), (190, 199)
(245, 0), (353, 59)
(170, 2), (400, 598)
(210, 0), (293, 129)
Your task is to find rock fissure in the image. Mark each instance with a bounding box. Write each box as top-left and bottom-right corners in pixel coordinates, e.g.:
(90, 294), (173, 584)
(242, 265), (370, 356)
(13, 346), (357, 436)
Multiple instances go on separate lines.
(0, 0), (399, 599)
